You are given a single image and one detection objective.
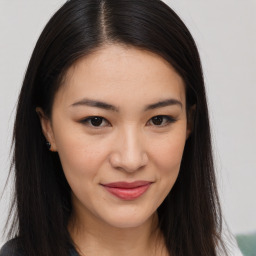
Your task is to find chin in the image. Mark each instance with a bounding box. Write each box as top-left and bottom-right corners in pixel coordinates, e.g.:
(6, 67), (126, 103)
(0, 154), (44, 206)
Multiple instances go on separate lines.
(106, 218), (150, 229)
(100, 210), (155, 229)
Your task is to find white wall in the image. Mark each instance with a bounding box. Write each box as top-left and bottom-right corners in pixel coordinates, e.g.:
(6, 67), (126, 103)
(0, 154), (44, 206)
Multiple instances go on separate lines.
(165, 0), (256, 236)
(0, 0), (255, 248)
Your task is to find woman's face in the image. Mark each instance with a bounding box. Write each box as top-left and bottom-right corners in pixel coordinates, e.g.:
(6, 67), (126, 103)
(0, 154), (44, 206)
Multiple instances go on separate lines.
(40, 44), (189, 229)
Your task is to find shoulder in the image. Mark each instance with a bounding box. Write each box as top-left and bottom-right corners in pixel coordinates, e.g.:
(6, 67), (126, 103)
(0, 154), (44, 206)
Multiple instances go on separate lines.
(0, 239), (79, 256)
(0, 238), (24, 256)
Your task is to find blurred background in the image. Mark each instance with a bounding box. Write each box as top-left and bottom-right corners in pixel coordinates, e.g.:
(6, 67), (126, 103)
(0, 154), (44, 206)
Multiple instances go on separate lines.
(0, 1), (255, 254)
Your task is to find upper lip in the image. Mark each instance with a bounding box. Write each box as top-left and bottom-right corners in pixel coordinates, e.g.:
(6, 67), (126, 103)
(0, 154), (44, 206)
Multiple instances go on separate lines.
(102, 181), (152, 189)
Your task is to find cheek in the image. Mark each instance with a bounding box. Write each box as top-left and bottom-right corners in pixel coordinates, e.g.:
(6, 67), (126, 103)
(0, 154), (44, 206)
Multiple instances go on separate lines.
(55, 136), (108, 207)
(150, 129), (186, 191)
(153, 131), (186, 171)
(53, 127), (107, 182)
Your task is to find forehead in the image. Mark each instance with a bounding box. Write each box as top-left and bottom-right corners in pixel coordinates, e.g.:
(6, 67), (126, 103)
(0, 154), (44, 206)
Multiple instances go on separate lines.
(54, 44), (186, 109)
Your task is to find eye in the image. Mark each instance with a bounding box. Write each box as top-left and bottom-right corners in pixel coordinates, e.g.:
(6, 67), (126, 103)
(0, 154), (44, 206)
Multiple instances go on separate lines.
(147, 115), (176, 127)
(80, 116), (110, 128)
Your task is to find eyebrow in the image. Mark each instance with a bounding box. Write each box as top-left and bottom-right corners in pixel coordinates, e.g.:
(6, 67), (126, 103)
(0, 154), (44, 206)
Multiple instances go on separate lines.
(70, 98), (182, 112)
(144, 99), (182, 111)
(71, 98), (119, 111)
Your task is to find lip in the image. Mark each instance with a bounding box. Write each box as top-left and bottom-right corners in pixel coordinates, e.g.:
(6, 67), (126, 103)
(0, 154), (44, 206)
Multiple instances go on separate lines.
(101, 181), (152, 200)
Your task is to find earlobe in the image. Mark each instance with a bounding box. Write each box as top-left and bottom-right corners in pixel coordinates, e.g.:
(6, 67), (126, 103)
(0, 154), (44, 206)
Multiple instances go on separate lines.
(186, 104), (196, 139)
(36, 107), (57, 151)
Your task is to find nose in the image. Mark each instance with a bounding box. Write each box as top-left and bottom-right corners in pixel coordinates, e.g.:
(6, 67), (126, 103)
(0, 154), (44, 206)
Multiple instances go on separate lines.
(109, 126), (148, 173)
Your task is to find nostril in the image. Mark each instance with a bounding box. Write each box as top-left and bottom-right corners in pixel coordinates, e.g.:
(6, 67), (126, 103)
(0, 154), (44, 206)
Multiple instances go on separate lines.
(109, 151), (148, 173)
(109, 130), (148, 172)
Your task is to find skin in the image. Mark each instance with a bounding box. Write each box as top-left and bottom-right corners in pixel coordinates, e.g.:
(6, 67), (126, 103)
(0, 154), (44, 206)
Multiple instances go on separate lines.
(38, 44), (191, 256)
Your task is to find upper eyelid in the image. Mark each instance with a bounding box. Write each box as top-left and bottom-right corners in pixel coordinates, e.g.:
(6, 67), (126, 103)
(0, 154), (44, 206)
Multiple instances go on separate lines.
(147, 116), (177, 127)
(81, 116), (110, 126)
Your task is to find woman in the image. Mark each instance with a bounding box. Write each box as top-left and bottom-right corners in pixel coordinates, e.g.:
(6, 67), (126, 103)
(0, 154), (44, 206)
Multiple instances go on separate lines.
(0, 0), (229, 255)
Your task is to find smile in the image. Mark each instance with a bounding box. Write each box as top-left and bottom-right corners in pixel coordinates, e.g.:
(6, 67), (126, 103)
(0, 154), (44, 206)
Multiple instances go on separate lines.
(101, 181), (152, 200)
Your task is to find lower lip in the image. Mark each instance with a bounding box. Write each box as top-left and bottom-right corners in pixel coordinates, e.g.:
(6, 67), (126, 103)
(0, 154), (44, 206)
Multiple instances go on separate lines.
(103, 184), (151, 200)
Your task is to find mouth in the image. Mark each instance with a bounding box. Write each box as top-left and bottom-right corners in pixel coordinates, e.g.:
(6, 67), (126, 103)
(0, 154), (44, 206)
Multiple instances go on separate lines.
(101, 181), (153, 200)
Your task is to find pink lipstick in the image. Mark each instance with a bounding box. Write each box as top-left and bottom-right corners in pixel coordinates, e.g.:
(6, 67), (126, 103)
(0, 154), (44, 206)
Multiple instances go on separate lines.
(102, 181), (152, 200)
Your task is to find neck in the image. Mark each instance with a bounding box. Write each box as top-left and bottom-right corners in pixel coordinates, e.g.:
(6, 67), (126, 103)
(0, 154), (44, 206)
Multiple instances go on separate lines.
(68, 205), (168, 256)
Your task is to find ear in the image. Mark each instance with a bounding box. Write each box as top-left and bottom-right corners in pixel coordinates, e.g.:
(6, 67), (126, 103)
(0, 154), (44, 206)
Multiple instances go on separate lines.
(186, 104), (196, 139)
(36, 107), (57, 151)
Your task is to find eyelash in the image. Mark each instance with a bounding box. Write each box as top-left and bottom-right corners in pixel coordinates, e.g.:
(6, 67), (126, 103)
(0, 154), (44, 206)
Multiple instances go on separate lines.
(79, 115), (177, 128)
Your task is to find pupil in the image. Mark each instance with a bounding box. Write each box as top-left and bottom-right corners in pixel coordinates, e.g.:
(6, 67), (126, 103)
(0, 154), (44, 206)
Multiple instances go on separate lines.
(152, 116), (163, 125)
(91, 117), (103, 126)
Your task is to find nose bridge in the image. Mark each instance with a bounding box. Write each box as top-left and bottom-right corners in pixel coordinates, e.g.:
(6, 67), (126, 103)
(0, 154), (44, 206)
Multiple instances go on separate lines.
(123, 124), (142, 157)
(110, 124), (148, 172)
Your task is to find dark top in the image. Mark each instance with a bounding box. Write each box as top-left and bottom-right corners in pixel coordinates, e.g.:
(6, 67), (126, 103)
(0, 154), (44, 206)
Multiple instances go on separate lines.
(0, 239), (79, 256)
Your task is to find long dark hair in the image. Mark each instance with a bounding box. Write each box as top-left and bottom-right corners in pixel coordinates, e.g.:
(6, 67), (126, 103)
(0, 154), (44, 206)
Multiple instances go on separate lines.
(5, 0), (227, 255)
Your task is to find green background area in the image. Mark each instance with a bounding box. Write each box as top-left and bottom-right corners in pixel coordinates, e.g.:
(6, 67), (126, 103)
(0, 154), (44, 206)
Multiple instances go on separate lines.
(236, 233), (256, 256)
